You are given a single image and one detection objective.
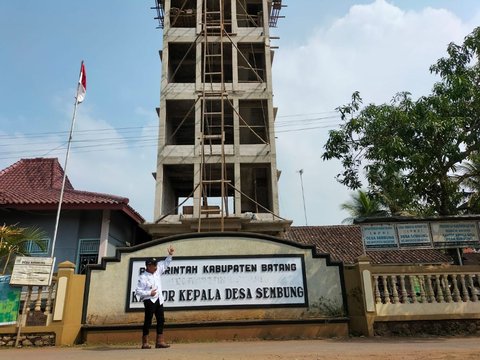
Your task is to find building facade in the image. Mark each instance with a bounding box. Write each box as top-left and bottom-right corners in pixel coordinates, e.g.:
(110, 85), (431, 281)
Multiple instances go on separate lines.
(147, 0), (290, 237)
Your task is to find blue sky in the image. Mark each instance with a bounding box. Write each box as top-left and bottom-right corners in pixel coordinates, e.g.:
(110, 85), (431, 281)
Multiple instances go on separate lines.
(1, 1), (480, 225)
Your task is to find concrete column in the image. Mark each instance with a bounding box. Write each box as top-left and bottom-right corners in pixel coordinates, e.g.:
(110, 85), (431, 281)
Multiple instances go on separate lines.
(97, 209), (110, 262)
(231, 36), (239, 89)
(194, 162), (202, 217)
(53, 261), (86, 345)
(234, 162), (242, 214)
(195, 38), (203, 92)
(164, 0), (171, 30)
(154, 164), (165, 221)
(231, 0), (238, 34)
(196, 0), (202, 35)
(346, 255), (376, 336)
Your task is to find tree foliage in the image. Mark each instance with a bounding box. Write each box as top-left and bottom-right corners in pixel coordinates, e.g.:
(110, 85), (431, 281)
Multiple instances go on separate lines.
(0, 224), (47, 275)
(323, 27), (480, 216)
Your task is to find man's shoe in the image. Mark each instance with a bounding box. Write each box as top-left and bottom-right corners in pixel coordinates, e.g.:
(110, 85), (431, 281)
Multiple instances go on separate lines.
(155, 334), (170, 348)
(141, 335), (151, 349)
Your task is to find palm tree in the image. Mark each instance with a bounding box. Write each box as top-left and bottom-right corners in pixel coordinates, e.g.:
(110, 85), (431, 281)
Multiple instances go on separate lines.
(458, 153), (480, 213)
(0, 224), (47, 275)
(341, 190), (390, 224)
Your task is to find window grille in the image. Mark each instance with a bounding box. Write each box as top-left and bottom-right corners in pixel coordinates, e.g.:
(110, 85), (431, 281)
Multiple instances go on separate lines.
(78, 239), (100, 254)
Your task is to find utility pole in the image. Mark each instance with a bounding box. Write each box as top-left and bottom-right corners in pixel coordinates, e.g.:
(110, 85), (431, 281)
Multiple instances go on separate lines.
(298, 169), (308, 226)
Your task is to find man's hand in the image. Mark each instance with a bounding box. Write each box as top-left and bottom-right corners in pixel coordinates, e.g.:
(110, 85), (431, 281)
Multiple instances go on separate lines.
(167, 245), (175, 256)
(151, 288), (157, 296)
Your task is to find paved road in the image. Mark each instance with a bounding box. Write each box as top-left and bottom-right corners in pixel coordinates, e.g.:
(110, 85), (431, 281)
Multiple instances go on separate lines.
(1, 337), (480, 360)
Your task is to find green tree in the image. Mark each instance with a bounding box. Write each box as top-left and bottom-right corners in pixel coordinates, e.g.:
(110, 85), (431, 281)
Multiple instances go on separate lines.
(323, 27), (480, 216)
(341, 190), (389, 224)
(0, 224), (47, 275)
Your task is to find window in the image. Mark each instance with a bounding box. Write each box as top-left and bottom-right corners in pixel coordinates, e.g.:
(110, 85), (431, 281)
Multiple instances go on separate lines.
(237, 0), (263, 28)
(238, 43), (266, 82)
(170, 0), (196, 28)
(22, 238), (50, 256)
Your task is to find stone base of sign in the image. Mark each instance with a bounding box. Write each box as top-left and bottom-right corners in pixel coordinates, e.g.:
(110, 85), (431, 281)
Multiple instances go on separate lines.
(81, 319), (349, 344)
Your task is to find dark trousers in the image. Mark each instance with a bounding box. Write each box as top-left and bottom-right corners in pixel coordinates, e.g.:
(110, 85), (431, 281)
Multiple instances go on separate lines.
(142, 299), (165, 336)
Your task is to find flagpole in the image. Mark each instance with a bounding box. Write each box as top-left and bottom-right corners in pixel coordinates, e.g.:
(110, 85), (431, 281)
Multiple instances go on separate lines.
(50, 61), (84, 258)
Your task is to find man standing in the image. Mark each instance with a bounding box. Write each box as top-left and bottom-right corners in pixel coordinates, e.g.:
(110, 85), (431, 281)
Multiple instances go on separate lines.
(135, 245), (174, 349)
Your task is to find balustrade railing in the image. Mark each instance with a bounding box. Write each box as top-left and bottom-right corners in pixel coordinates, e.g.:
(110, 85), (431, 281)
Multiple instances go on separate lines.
(347, 259), (480, 336)
(19, 276), (57, 326)
(373, 273), (480, 305)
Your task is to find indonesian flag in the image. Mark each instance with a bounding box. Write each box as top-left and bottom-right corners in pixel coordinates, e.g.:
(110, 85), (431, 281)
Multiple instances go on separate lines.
(77, 61), (87, 103)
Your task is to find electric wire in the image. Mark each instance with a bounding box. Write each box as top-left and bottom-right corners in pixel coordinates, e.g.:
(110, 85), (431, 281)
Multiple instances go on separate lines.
(0, 111), (343, 160)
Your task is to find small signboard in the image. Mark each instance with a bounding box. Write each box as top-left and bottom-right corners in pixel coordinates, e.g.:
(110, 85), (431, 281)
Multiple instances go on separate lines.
(9, 256), (55, 287)
(361, 224), (398, 249)
(431, 222), (479, 248)
(397, 223), (432, 247)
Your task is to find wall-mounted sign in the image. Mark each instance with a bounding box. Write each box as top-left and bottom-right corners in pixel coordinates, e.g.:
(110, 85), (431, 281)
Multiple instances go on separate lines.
(9, 256), (55, 286)
(397, 223), (431, 247)
(361, 224), (397, 249)
(127, 255), (308, 311)
(431, 222), (479, 248)
(361, 221), (480, 250)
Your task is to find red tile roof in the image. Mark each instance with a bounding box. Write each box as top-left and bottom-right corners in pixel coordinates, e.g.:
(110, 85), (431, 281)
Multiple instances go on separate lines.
(463, 253), (480, 265)
(283, 225), (453, 265)
(0, 157), (73, 191)
(0, 158), (144, 223)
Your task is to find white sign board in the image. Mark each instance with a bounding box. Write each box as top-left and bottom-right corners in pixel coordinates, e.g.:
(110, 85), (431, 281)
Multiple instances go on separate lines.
(127, 255), (307, 311)
(362, 224), (398, 249)
(10, 256), (55, 286)
(431, 222), (479, 248)
(361, 221), (480, 250)
(397, 223), (432, 247)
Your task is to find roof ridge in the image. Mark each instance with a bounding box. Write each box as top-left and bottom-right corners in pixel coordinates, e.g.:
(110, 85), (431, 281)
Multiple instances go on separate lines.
(63, 188), (129, 203)
(49, 158), (74, 190)
(290, 224), (360, 229)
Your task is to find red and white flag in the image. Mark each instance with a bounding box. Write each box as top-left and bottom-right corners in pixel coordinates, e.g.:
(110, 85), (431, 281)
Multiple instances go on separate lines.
(77, 61), (87, 103)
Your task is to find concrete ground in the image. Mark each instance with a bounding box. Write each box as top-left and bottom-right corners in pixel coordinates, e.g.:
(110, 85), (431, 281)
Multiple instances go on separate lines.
(2, 337), (480, 360)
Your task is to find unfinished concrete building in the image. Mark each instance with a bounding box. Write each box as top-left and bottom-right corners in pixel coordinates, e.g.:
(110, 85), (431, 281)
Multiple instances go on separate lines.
(145, 0), (290, 237)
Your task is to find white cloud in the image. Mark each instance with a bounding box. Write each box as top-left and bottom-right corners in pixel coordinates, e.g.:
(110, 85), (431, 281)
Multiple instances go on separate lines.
(66, 108), (157, 222)
(274, 0), (477, 225)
